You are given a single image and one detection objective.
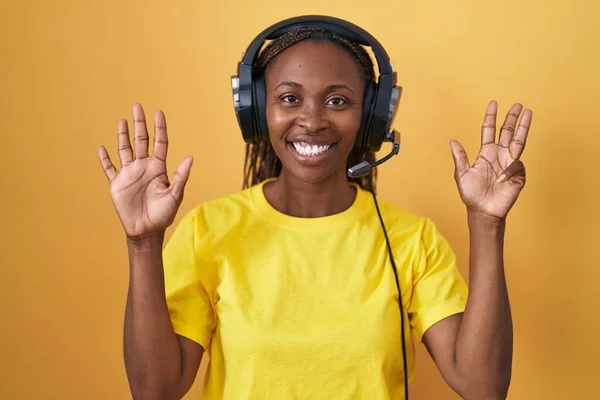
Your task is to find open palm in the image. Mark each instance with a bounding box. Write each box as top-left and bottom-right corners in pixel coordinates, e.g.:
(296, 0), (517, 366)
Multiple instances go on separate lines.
(98, 104), (193, 239)
(450, 101), (533, 220)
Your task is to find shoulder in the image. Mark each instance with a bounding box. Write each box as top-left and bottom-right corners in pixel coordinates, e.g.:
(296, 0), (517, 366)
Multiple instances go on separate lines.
(171, 185), (258, 242)
(364, 190), (449, 248)
(190, 186), (256, 219)
(366, 191), (427, 232)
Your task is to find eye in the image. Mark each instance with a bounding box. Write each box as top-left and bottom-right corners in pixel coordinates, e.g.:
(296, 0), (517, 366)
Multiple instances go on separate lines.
(326, 97), (347, 106)
(282, 95), (300, 103)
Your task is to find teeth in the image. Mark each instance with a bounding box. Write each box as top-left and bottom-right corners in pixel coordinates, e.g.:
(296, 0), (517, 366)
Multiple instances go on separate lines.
(292, 142), (332, 156)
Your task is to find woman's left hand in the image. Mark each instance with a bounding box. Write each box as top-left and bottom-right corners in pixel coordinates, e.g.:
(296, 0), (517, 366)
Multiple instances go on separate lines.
(449, 100), (533, 220)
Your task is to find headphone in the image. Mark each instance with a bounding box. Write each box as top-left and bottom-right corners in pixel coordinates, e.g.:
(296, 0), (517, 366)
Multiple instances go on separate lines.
(231, 15), (410, 399)
(231, 15), (403, 155)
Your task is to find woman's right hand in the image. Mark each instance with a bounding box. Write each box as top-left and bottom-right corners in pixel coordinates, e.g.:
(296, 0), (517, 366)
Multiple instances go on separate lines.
(98, 103), (193, 240)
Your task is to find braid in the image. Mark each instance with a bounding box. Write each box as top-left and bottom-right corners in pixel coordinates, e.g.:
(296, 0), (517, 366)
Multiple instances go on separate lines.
(242, 26), (378, 191)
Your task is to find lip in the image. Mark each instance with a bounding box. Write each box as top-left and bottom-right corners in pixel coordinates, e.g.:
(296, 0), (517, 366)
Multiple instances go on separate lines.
(286, 141), (337, 165)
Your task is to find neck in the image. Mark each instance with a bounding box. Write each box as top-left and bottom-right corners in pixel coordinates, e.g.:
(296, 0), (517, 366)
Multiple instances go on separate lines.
(263, 169), (356, 218)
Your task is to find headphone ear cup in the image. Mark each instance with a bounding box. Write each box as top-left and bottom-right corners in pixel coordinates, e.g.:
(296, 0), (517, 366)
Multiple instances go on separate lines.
(252, 73), (269, 142)
(358, 81), (377, 150)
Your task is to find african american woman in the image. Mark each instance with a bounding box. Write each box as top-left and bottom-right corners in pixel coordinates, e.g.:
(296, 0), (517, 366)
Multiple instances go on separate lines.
(98, 16), (532, 400)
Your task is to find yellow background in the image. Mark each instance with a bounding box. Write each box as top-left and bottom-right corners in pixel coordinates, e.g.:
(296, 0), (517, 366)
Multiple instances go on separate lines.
(1, 0), (598, 399)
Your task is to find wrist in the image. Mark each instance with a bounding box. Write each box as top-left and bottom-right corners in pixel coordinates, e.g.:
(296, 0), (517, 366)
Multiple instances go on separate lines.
(467, 210), (506, 232)
(126, 231), (165, 251)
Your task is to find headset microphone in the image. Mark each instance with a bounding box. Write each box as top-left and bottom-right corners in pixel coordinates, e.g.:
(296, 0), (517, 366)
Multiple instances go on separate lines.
(347, 130), (401, 178)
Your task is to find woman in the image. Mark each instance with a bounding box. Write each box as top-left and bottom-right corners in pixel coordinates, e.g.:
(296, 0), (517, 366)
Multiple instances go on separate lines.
(98, 19), (532, 400)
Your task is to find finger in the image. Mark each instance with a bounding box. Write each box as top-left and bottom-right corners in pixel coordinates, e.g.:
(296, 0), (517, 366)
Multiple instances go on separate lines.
(117, 119), (133, 167)
(449, 139), (470, 179)
(498, 103), (524, 148)
(509, 108), (533, 159)
(153, 110), (168, 162)
(133, 103), (149, 158)
(497, 159), (525, 183)
(98, 145), (117, 181)
(481, 100), (498, 146)
(170, 157), (194, 200)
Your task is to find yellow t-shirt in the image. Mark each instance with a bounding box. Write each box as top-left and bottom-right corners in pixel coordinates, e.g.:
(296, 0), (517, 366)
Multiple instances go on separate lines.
(163, 179), (468, 399)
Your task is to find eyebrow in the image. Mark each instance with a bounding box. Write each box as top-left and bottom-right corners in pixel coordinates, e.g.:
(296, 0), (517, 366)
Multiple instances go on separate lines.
(274, 81), (354, 94)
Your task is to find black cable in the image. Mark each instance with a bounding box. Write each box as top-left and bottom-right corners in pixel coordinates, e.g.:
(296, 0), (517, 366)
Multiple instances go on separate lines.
(367, 174), (409, 400)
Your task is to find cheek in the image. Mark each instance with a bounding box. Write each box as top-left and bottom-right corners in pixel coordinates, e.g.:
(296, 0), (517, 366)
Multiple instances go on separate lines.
(332, 109), (363, 142)
(266, 105), (293, 160)
(266, 104), (293, 139)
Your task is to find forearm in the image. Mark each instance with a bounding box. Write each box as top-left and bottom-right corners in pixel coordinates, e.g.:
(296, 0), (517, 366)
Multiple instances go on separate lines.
(455, 212), (513, 399)
(124, 233), (183, 400)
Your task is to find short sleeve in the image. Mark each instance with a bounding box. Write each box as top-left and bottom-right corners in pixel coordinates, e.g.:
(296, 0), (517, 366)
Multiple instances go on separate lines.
(408, 218), (468, 342)
(163, 209), (216, 350)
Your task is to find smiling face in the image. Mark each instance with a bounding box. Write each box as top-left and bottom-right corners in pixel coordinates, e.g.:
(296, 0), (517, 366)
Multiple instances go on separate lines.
(264, 40), (367, 185)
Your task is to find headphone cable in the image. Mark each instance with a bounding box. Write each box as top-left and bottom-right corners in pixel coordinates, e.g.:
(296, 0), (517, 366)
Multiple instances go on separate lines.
(367, 174), (410, 400)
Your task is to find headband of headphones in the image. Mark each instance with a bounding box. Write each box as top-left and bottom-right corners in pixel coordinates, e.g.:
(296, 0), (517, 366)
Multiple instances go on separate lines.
(240, 15), (394, 75)
(231, 15), (401, 152)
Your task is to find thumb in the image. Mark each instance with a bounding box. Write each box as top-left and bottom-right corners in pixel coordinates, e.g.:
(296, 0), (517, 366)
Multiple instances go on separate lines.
(170, 156), (194, 200)
(449, 139), (470, 179)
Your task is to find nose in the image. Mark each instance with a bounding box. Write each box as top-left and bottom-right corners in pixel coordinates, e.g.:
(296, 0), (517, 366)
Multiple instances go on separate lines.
(296, 102), (330, 133)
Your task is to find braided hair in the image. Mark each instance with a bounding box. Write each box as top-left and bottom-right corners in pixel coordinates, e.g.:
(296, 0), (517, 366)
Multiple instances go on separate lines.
(242, 26), (378, 191)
